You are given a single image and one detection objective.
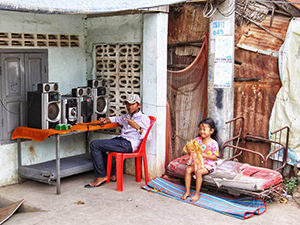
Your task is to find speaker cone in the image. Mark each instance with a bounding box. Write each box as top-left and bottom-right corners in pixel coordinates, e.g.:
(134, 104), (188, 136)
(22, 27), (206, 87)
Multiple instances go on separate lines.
(97, 97), (106, 113)
(54, 83), (58, 91)
(45, 84), (50, 92)
(94, 80), (99, 88)
(70, 108), (76, 116)
(48, 103), (60, 120)
(87, 87), (91, 95)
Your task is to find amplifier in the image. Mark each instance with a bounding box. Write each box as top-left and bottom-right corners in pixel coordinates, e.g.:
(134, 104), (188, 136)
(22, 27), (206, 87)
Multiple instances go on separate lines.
(61, 96), (81, 125)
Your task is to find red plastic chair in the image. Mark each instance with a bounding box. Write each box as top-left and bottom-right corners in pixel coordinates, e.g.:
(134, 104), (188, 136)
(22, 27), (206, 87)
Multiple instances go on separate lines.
(106, 116), (156, 191)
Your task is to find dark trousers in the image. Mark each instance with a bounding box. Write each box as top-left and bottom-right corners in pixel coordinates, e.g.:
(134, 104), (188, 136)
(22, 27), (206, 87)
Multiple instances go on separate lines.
(90, 137), (133, 178)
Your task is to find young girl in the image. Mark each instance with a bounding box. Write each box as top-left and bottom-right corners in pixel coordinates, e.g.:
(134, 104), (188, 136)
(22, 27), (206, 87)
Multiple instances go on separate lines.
(180, 118), (219, 202)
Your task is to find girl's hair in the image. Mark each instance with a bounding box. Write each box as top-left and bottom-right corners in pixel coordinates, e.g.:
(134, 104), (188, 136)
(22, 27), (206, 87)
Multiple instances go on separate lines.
(199, 117), (218, 141)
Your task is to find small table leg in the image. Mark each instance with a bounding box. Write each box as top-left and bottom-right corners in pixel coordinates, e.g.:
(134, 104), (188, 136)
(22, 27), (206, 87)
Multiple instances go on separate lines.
(17, 139), (22, 183)
(86, 131), (89, 154)
(56, 134), (61, 195)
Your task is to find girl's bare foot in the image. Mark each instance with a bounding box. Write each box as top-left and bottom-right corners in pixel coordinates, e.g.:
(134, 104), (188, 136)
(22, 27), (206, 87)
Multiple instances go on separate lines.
(191, 192), (200, 202)
(180, 192), (190, 200)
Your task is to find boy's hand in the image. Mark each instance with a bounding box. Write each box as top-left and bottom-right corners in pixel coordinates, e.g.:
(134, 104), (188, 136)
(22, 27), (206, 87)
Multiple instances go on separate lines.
(124, 115), (140, 130)
(99, 118), (111, 124)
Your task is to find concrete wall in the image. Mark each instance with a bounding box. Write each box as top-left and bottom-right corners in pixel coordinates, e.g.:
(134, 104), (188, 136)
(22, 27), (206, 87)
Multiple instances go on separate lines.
(0, 12), (167, 186)
(86, 14), (143, 79)
(142, 13), (168, 178)
(208, 1), (235, 158)
(86, 14), (167, 179)
(0, 11), (87, 186)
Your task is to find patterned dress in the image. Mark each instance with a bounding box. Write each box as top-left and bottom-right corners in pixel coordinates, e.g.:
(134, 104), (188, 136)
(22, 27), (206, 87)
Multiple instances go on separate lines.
(192, 137), (219, 172)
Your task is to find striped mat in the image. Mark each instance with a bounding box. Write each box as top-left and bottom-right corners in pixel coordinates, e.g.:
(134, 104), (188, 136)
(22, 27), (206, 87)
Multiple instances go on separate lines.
(142, 177), (266, 220)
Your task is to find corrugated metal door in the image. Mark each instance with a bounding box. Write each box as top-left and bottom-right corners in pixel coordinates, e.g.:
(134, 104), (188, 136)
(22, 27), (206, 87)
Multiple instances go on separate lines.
(234, 49), (281, 167)
(234, 15), (289, 167)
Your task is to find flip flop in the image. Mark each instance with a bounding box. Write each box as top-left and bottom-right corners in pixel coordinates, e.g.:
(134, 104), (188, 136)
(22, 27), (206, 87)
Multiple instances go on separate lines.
(110, 177), (117, 182)
(84, 182), (105, 188)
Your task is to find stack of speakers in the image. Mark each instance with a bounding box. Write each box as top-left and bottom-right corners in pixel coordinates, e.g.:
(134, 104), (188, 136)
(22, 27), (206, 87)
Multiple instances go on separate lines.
(27, 79), (109, 129)
(27, 82), (61, 129)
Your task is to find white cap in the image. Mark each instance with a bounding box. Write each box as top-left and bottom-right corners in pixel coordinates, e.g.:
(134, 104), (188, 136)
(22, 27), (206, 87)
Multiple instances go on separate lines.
(123, 94), (141, 104)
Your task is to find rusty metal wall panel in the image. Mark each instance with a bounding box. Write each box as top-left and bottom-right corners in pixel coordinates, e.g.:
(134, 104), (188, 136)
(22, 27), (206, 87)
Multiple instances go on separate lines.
(234, 81), (281, 167)
(233, 14), (290, 167)
(287, 0), (300, 10)
(168, 4), (209, 43)
(234, 81), (281, 137)
(235, 48), (280, 79)
(236, 15), (290, 52)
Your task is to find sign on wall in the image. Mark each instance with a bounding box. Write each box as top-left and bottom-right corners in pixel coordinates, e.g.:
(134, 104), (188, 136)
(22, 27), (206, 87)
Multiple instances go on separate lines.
(212, 25), (233, 88)
(211, 20), (231, 37)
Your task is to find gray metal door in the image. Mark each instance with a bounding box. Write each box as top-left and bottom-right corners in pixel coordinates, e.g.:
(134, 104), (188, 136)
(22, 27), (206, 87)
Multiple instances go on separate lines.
(0, 52), (47, 144)
(0, 53), (25, 144)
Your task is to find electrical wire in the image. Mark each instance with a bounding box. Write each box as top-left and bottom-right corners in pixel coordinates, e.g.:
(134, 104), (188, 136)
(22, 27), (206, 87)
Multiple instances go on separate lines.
(202, 0), (300, 18)
(217, 0), (236, 17)
(203, 0), (219, 18)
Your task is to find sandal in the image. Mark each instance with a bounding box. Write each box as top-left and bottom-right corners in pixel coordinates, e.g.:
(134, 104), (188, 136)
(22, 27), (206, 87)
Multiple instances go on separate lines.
(84, 182), (106, 188)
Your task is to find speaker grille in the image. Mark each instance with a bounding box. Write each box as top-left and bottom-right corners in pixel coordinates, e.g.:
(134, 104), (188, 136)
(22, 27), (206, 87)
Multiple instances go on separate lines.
(97, 97), (106, 113)
(78, 88), (83, 96)
(37, 82), (59, 93)
(48, 103), (60, 120)
(45, 84), (50, 92)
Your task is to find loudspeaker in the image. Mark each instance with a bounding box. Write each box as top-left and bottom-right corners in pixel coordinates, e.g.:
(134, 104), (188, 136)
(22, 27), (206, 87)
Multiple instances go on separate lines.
(88, 79), (109, 121)
(61, 96), (82, 125)
(72, 87), (92, 97)
(37, 82), (59, 93)
(27, 91), (61, 129)
(91, 88), (108, 121)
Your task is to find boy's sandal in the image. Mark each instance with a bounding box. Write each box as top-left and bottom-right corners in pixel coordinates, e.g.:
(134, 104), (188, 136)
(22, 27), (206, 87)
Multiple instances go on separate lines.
(84, 182), (105, 188)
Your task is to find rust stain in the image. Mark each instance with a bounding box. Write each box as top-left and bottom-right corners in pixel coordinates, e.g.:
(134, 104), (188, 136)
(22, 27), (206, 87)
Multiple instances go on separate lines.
(29, 146), (35, 154)
(234, 81), (281, 135)
(235, 48), (279, 79)
(28, 146), (37, 163)
(236, 15), (290, 52)
(168, 4), (209, 44)
(287, 0), (300, 10)
(233, 14), (285, 166)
